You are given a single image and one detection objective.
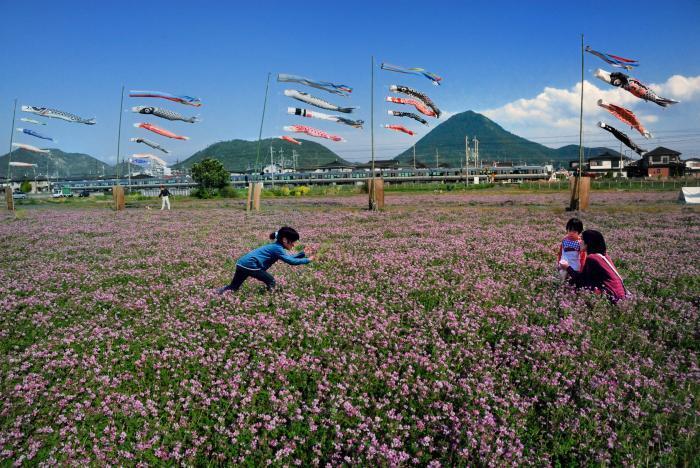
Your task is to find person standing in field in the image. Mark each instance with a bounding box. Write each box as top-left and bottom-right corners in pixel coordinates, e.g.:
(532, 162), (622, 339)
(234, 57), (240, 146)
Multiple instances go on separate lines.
(217, 226), (312, 294)
(159, 185), (171, 210)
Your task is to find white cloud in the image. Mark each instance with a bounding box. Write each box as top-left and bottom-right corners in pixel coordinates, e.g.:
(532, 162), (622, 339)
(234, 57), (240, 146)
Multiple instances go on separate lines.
(654, 75), (700, 101)
(479, 74), (700, 150)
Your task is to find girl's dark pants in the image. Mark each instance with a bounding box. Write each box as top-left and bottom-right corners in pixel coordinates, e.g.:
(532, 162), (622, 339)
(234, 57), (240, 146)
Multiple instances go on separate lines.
(227, 266), (275, 291)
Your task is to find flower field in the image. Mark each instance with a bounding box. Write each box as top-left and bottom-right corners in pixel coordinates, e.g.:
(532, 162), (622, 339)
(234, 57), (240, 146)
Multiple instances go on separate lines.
(1, 191), (698, 465)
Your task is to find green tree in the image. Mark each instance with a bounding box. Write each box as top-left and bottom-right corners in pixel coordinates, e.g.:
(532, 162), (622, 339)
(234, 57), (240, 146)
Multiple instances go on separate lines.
(19, 180), (32, 193)
(191, 158), (230, 197)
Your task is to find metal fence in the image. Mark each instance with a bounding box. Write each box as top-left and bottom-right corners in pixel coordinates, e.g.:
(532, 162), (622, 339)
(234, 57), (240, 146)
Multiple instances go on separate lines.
(520, 177), (700, 191)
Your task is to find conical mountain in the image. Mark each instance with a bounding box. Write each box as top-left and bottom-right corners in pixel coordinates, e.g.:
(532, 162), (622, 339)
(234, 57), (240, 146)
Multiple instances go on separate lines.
(176, 138), (350, 172)
(0, 148), (110, 179)
(394, 110), (617, 166)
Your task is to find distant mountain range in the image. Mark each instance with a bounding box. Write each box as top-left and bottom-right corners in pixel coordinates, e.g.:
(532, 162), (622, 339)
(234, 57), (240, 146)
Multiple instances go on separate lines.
(174, 138), (350, 172)
(394, 111), (618, 166)
(1, 111), (623, 179)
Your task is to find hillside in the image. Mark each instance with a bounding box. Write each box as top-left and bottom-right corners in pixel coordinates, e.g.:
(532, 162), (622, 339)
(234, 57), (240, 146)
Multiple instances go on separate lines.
(394, 111), (618, 167)
(0, 148), (110, 179)
(175, 138), (350, 172)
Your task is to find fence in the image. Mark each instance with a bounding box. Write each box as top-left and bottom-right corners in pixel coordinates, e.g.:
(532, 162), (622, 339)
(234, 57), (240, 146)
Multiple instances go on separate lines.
(519, 177), (700, 192)
(140, 188), (192, 197)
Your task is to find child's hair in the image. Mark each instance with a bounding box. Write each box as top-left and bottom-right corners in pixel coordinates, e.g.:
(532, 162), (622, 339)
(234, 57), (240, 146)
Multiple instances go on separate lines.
(582, 230), (606, 255)
(566, 217), (584, 233)
(270, 226), (300, 242)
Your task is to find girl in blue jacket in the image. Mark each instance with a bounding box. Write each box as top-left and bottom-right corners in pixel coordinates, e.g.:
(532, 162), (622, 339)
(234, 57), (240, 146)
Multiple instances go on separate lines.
(217, 226), (311, 294)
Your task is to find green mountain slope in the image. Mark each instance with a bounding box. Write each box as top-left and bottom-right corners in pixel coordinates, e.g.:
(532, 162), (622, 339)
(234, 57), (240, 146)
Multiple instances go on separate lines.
(394, 111), (617, 166)
(0, 148), (111, 179)
(175, 138), (349, 172)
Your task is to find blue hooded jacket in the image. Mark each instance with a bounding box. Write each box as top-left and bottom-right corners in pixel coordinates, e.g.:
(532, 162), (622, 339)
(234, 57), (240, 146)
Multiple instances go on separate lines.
(236, 242), (310, 271)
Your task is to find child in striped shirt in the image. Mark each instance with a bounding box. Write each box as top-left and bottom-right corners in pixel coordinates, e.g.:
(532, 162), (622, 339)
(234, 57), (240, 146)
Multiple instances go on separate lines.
(557, 218), (586, 280)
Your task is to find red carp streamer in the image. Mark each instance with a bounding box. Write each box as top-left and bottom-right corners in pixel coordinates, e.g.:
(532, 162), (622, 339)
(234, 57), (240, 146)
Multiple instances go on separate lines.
(384, 124), (415, 136)
(133, 123), (189, 140)
(597, 100), (652, 139)
(385, 97), (436, 117)
(280, 135), (302, 145)
(283, 125), (345, 142)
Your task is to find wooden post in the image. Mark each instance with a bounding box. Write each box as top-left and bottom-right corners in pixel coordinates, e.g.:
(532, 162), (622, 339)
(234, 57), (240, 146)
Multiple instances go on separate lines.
(368, 177), (384, 210)
(569, 176), (591, 211)
(112, 185), (125, 211)
(252, 182), (262, 211)
(246, 182), (253, 211)
(5, 187), (14, 211)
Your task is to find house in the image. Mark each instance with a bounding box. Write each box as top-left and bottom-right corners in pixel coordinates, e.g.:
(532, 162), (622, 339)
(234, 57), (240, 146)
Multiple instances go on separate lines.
(627, 147), (685, 178)
(355, 160), (412, 171)
(587, 152), (633, 177)
(568, 151), (632, 177)
(683, 157), (700, 177)
(312, 161), (357, 173)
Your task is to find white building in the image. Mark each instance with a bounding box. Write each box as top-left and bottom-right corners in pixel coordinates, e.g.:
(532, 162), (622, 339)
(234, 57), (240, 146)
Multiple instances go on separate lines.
(130, 154), (169, 177)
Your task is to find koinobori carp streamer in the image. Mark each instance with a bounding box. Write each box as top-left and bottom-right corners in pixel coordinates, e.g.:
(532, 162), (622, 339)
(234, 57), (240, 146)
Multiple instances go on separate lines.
(129, 90), (202, 107)
(277, 74), (352, 96)
(280, 135), (302, 145)
(597, 99), (652, 139)
(283, 125), (345, 142)
(585, 46), (638, 70)
(12, 142), (50, 153)
(384, 124), (415, 136)
(19, 118), (46, 126)
(597, 121), (647, 155)
(595, 69), (679, 107)
(130, 137), (170, 154)
(21, 105), (95, 125)
(284, 90), (356, 113)
(287, 107), (363, 128)
(390, 85), (441, 118)
(388, 110), (429, 126)
(385, 96), (436, 117)
(133, 123), (189, 140)
(131, 106), (199, 123)
(380, 63), (442, 86)
(16, 128), (55, 141)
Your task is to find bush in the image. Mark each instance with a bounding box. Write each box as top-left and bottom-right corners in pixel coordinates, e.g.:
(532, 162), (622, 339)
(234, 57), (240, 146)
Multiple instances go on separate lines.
(291, 186), (311, 196)
(192, 187), (216, 199)
(219, 185), (240, 198)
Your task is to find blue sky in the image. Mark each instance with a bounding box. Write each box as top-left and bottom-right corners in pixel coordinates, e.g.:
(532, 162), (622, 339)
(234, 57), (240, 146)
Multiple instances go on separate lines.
(1, 0), (699, 165)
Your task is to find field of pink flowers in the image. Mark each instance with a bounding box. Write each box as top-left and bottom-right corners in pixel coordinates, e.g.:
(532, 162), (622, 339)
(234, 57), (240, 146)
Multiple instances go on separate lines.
(1, 191), (698, 465)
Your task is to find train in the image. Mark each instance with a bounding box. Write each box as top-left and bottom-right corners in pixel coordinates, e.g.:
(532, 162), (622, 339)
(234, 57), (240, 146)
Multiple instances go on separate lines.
(53, 165), (552, 192)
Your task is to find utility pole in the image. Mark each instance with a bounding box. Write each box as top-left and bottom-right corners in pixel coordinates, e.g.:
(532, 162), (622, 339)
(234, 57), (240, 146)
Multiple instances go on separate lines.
(279, 147), (285, 171)
(413, 145), (416, 170)
(474, 138), (479, 169)
(292, 150), (298, 172)
(269, 146), (275, 186)
(465, 136), (469, 186)
(435, 148), (439, 169)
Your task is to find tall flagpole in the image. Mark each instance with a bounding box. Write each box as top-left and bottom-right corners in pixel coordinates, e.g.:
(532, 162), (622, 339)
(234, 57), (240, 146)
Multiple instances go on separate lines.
(255, 72), (271, 177)
(576, 33), (584, 210)
(371, 56), (375, 176)
(116, 85), (125, 183)
(369, 56), (376, 210)
(6, 99), (18, 189)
